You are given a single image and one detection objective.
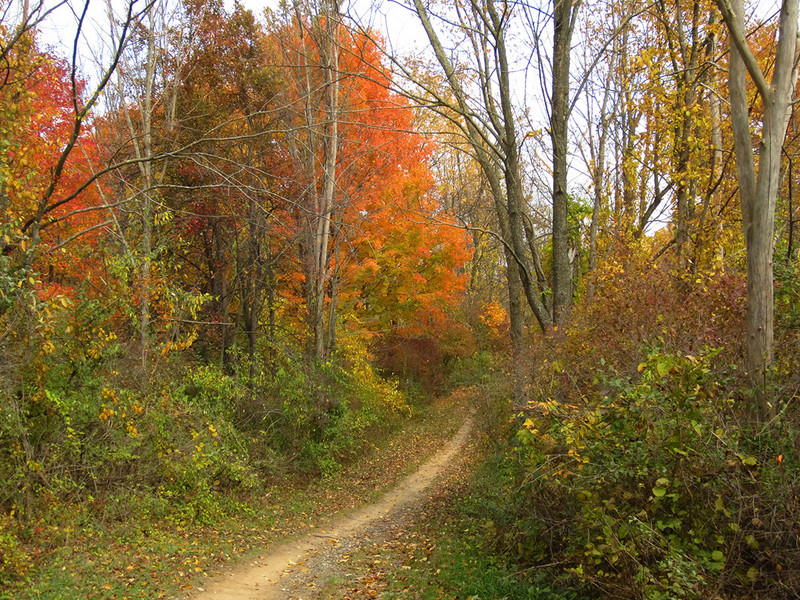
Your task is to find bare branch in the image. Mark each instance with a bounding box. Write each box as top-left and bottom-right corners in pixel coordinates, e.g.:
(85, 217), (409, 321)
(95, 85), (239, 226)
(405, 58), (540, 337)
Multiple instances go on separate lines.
(715, 0), (771, 101)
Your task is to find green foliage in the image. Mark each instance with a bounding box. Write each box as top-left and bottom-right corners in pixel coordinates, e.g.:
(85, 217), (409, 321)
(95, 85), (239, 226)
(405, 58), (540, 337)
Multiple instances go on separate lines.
(0, 264), (416, 544)
(500, 350), (800, 599)
(447, 350), (498, 388)
(0, 388), (463, 599)
(0, 281), (258, 530)
(773, 256), (800, 401)
(367, 428), (581, 600)
(182, 364), (242, 418)
(267, 338), (410, 477)
(384, 533), (578, 600)
(446, 461), (580, 600)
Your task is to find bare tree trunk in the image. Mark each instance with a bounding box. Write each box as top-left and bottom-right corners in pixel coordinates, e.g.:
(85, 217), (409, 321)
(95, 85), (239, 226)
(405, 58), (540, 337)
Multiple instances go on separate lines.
(506, 245), (526, 402)
(245, 196), (263, 388)
(701, 11), (726, 268)
(313, 2), (339, 360)
(211, 219), (233, 371)
(551, 0), (578, 325)
(486, 0), (553, 332)
(716, 0), (799, 419)
(267, 251), (277, 377)
(411, 0), (553, 335)
(140, 20), (155, 381)
(326, 219), (342, 357)
(656, 0), (702, 267)
(108, 0), (185, 386)
(617, 30), (640, 228)
(292, 0), (341, 362)
(584, 23), (618, 300)
(587, 106), (608, 301)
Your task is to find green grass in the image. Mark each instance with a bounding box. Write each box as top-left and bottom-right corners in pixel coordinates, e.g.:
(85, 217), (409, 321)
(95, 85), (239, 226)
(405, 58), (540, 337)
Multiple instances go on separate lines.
(376, 536), (579, 600)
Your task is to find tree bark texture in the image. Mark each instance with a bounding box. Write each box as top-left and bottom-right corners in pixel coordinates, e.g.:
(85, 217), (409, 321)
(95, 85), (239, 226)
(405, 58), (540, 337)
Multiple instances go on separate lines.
(717, 0), (799, 417)
(551, 0), (576, 325)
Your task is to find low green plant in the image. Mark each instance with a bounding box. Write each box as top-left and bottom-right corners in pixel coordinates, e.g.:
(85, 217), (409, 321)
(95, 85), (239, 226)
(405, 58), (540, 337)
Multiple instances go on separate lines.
(494, 349), (800, 599)
(775, 251), (800, 330)
(361, 436), (581, 600)
(381, 534), (579, 600)
(264, 338), (412, 477)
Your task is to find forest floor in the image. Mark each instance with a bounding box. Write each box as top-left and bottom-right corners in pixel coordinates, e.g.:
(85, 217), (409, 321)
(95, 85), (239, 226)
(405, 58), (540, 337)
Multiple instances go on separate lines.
(183, 405), (475, 600)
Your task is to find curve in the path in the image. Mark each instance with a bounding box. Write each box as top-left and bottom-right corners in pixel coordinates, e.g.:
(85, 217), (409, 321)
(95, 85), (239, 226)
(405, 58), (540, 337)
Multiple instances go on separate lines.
(185, 415), (474, 600)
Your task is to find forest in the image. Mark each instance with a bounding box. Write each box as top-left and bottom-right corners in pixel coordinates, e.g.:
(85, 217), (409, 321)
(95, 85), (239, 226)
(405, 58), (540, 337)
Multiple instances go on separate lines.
(0, 0), (799, 597)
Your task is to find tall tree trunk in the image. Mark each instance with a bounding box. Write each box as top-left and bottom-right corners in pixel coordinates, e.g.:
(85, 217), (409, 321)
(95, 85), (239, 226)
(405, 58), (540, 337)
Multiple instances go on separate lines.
(486, 0), (553, 332)
(412, 0), (553, 335)
(294, 0), (341, 362)
(326, 222), (341, 357)
(211, 220), (233, 371)
(658, 0), (702, 267)
(551, 0), (577, 325)
(587, 42), (615, 301)
(267, 251), (277, 377)
(241, 196), (265, 392)
(505, 244), (526, 403)
(618, 29), (640, 228)
(588, 115), (608, 302)
(697, 11), (726, 268)
(107, 0), (184, 387)
(313, 9), (338, 360)
(138, 14), (157, 385)
(716, 0), (799, 419)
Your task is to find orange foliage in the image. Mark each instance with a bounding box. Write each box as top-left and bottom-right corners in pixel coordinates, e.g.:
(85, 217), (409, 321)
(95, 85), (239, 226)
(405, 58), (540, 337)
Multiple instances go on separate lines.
(2, 43), (109, 298)
(268, 23), (473, 348)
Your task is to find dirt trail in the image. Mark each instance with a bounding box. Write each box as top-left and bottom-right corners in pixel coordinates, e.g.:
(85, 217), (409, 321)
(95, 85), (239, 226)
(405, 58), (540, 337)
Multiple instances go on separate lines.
(185, 415), (474, 600)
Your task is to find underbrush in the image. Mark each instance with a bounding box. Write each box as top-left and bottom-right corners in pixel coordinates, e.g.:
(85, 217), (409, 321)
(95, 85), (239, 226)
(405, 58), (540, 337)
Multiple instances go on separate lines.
(376, 531), (579, 600)
(0, 378), (468, 600)
(420, 459), (581, 600)
(540, 250), (749, 403)
(478, 348), (800, 599)
(0, 330), (413, 588)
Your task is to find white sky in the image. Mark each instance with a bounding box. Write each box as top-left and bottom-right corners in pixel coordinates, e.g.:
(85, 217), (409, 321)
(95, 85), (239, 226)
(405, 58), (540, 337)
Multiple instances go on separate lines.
(228, 0), (428, 53)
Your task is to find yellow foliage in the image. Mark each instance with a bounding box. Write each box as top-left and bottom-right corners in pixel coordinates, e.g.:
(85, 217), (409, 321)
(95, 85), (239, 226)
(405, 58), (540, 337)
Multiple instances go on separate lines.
(480, 301), (507, 331)
(337, 335), (409, 415)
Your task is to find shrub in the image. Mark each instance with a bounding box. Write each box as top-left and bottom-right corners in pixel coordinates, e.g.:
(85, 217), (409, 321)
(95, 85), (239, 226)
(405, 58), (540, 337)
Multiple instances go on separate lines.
(0, 513), (31, 584)
(263, 337), (410, 477)
(495, 349), (800, 599)
(547, 248), (747, 404)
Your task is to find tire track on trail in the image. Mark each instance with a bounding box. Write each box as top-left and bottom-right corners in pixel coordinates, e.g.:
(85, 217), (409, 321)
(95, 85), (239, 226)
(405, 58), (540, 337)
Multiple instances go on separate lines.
(184, 414), (474, 600)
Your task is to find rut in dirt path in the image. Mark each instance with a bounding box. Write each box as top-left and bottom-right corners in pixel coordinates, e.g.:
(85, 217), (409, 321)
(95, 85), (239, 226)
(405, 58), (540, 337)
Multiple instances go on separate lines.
(184, 414), (474, 600)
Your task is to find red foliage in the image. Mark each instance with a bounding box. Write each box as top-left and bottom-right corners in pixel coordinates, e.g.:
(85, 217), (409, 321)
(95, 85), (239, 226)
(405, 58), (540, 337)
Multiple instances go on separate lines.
(4, 47), (110, 297)
(541, 246), (748, 399)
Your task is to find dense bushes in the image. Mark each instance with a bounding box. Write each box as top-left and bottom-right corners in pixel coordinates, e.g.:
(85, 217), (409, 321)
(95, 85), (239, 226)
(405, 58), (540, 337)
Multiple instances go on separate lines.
(264, 336), (410, 476)
(474, 349), (800, 599)
(438, 243), (800, 599)
(544, 249), (749, 402)
(0, 304), (413, 584)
